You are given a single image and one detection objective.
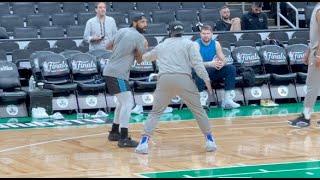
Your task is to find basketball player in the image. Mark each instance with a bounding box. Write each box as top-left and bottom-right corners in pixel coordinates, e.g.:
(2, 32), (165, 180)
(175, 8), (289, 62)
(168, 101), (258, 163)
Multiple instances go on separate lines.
(288, 3), (320, 128)
(104, 13), (148, 147)
(135, 21), (217, 154)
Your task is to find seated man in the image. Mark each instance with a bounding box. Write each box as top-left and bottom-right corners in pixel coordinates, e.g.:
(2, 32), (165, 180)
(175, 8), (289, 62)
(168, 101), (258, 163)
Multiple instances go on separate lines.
(193, 24), (240, 109)
(241, 2), (268, 30)
(215, 6), (241, 32)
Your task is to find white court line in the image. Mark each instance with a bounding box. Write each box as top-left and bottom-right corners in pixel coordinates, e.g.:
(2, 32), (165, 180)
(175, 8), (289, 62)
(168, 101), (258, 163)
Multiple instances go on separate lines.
(0, 133), (106, 153)
(0, 120), (290, 153)
(306, 172), (314, 175)
(189, 167), (320, 178)
(258, 169), (269, 172)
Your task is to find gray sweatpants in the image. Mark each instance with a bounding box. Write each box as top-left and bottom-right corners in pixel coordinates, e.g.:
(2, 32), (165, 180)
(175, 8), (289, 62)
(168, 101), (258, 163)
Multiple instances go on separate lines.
(143, 73), (212, 136)
(304, 49), (320, 109)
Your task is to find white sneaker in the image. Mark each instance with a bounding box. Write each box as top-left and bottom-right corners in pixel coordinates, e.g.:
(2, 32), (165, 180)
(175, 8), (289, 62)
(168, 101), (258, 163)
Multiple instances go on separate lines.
(135, 136), (149, 154)
(92, 110), (109, 118)
(50, 112), (64, 120)
(32, 107), (49, 119)
(221, 99), (240, 109)
(205, 134), (217, 152)
(132, 105), (144, 114)
(163, 107), (173, 114)
(199, 91), (209, 106)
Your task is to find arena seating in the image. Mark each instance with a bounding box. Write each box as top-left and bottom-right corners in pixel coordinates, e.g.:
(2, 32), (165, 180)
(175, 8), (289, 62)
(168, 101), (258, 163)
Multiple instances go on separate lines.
(0, 2), (315, 117)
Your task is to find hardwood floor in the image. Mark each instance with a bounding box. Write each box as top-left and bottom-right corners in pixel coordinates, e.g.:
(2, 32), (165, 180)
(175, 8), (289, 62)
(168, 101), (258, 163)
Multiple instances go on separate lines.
(1, 113), (320, 177)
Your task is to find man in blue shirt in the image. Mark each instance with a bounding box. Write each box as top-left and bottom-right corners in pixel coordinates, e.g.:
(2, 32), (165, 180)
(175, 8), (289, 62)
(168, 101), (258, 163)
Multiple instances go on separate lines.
(193, 24), (240, 109)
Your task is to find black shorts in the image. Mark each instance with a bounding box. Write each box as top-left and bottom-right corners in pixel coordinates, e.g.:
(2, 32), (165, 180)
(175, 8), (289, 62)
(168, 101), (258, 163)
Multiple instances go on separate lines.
(104, 76), (131, 95)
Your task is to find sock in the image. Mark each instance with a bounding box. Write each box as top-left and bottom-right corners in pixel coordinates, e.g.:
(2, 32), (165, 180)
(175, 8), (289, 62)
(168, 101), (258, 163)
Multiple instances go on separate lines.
(140, 135), (149, 144)
(206, 133), (214, 142)
(303, 107), (312, 119)
(224, 90), (232, 102)
(120, 128), (128, 139)
(111, 123), (119, 133)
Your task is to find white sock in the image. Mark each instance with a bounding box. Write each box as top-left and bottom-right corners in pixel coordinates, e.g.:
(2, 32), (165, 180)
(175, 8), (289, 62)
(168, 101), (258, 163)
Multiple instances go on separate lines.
(303, 107), (312, 119)
(224, 90), (233, 102)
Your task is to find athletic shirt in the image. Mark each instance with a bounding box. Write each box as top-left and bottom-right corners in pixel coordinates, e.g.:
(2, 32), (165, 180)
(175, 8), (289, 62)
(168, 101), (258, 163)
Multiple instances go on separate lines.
(195, 38), (216, 62)
(103, 27), (146, 81)
(309, 3), (320, 53)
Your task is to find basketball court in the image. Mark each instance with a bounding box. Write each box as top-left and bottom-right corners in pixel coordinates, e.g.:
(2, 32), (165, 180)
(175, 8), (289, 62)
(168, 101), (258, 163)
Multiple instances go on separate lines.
(1, 102), (320, 178)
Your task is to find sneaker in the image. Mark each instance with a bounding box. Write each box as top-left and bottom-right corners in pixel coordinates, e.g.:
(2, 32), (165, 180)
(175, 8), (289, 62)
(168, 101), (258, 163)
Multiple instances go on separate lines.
(92, 110), (109, 118)
(135, 135), (150, 154)
(131, 105), (144, 114)
(163, 107), (173, 114)
(200, 91), (209, 107)
(118, 137), (139, 148)
(288, 113), (310, 128)
(205, 134), (217, 152)
(108, 131), (120, 141)
(32, 107), (49, 119)
(221, 100), (240, 110)
(260, 99), (279, 107)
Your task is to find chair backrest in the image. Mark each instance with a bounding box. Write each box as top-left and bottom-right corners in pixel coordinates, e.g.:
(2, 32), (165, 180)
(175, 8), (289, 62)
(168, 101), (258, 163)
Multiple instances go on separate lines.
(26, 39), (50, 51)
(40, 54), (70, 81)
(51, 13), (76, 28)
(0, 15), (24, 32)
(77, 12), (95, 25)
(69, 53), (99, 81)
(175, 9), (198, 22)
(60, 50), (82, 59)
(151, 10), (175, 24)
(26, 14), (50, 28)
(0, 61), (21, 90)
(222, 48), (234, 65)
(13, 27), (38, 39)
(146, 23), (167, 34)
(11, 2), (36, 16)
(66, 25), (85, 37)
(40, 26), (65, 38)
(268, 31), (289, 44)
(12, 49), (32, 62)
(0, 41), (20, 54)
(286, 44), (308, 65)
(146, 36), (158, 47)
(235, 40), (256, 48)
(232, 46), (262, 74)
(130, 59), (155, 78)
(37, 2), (62, 14)
(288, 38), (308, 45)
(30, 51), (55, 80)
(216, 33), (237, 46)
(240, 33), (262, 45)
(54, 39), (77, 50)
(259, 45), (289, 74)
(0, 50), (7, 61)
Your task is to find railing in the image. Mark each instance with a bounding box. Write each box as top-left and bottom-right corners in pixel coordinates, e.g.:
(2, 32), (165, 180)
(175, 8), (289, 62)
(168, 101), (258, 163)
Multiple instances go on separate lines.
(277, 2), (300, 29)
(0, 28), (309, 43)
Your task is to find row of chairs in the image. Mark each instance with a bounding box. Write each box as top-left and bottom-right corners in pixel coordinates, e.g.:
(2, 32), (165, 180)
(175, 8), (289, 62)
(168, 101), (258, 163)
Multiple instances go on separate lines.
(0, 39), (89, 56)
(0, 2), (226, 16)
(0, 8), (240, 34)
(212, 31), (309, 49)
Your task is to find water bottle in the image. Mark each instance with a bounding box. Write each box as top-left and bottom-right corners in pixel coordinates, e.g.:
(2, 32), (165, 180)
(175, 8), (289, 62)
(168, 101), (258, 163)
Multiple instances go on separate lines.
(29, 76), (35, 91)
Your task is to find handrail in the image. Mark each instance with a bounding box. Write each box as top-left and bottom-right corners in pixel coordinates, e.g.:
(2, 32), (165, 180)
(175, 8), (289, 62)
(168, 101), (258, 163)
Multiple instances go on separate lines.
(277, 2), (300, 29)
(286, 2), (300, 28)
(0, 28), (309, 43)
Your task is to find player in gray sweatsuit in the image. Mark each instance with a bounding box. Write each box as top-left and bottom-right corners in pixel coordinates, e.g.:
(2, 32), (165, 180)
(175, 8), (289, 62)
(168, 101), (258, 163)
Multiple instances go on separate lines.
(135, 21), (217, 154)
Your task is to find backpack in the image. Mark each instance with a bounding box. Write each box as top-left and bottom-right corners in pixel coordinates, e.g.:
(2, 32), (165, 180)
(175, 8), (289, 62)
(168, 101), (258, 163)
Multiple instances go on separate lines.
(233, 62), (255, 87)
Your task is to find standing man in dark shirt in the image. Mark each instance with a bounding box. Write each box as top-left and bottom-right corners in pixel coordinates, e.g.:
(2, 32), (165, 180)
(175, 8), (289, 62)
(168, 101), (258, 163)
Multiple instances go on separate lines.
(215, 6), (241, 32)
(241, 2), (268, 30)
